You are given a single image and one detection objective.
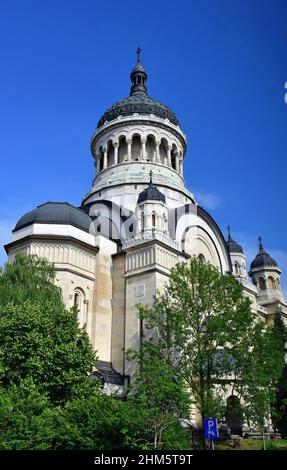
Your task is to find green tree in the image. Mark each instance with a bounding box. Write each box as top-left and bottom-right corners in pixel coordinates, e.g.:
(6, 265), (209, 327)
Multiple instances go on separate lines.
(0, 253), (61, 306)
(138, 258), (282, 442)
(126, 341), (191, 449)
(0, 379), (56, 450)
(51, 393), (128, 450)
(0, 254), (96, 404)
(272, 310), (287, 437)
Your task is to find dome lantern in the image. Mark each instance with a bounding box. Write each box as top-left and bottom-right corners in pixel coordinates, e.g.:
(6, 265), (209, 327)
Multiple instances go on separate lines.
(130, 47), (148, 96)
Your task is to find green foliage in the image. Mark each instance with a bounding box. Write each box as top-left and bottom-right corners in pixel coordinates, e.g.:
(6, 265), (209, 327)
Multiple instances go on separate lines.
(0, 379), (56, 450)
(0, 254), (96, 404)
(126, 341), (191, 449)
(271, 310), (287, 436)
(0, 253), (61, 306)
(137, 258), (283, 431)
(51, 394), (128, 450)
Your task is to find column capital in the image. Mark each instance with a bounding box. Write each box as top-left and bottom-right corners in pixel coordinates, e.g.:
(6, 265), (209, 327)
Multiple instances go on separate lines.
(113, 141), (119, 148)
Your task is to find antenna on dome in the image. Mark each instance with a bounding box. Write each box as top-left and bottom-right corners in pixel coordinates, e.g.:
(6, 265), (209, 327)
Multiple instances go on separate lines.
(258, 236), (263, 251)
(149, 170), (153, 185)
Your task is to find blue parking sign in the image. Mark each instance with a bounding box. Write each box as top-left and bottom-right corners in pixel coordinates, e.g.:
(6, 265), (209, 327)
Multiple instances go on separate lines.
(204, 417), (218, 439)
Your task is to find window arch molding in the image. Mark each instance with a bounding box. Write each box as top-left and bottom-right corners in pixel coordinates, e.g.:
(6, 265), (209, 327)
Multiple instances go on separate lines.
(73, 288), (87, 327)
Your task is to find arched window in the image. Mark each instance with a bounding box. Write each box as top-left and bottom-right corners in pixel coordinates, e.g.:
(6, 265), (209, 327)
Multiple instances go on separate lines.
(234, 262), (240, 275)
(107, 141), (114, 167)
(73, 289), (87, 327)
(146, 135), (156, 161)
(171, 148), (176, 169)
(131, 134), (141, 161)
(198, 254), (206, 264)
(159, 140), (167, 164)
(268, 276), (276, 290)
(118, 136), (127, 163)
(99, 147), (104, 171)
(258, 277), (266, 291)
(163, 214), (167, 232)
(152, 212), (156, 229)
(141, 212), (145, 232)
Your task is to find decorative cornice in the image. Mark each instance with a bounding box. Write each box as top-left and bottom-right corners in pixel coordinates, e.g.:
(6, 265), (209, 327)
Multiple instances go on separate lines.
(4, 234), (99, 255)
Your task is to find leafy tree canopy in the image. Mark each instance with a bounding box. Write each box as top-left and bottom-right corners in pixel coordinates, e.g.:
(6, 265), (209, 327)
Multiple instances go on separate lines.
(0, 254), (96, 404)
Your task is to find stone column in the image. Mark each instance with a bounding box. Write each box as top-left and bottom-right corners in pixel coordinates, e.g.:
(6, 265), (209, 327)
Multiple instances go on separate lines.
(179, 157), (183, 175)
(155, 141), (160, 163)
(103, 147), (108, 169)
(113, 142), (119, 165)
(167, 146), (172, 167)
(141, 138), (147, 161)
(127, 139), (132, 161)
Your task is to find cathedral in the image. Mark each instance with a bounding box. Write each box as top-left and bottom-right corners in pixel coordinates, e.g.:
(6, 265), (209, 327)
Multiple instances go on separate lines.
(4, 51), (287, 389)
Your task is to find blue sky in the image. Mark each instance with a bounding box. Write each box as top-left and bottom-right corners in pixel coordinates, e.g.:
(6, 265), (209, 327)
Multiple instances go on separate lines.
(0, 0), (286, 293)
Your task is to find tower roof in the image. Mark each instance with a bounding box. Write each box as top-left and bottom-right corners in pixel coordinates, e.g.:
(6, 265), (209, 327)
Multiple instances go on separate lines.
(97, 49), (180, 128)
(226, 226), (244, 254)
(250, 236), (278, 269)
(137, 171), (166, 204)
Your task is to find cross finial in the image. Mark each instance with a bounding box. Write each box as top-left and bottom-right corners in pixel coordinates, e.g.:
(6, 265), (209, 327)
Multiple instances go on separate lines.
(258, 236), (263, 251)
(149, 169), (153, 185)
(136, 47), (142, 63)
(227, 225), (231, 241)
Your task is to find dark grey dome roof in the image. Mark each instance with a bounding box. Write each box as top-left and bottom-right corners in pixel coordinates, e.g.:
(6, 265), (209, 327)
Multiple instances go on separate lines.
(97, 94), (179, 128)
(137, 173), (166, 205)
(13, 202), (92, 233)
(97, 53), (180, 128)
(226, 239), (244, 254)
(250, 237), (278, 269)
(226, 227), (244, 254)
(250, 251), (278, 269)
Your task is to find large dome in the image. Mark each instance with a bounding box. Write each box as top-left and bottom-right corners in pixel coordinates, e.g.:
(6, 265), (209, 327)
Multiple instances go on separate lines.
(13, 202), (92, 233)
(97, 51), (180, 128)
(97, 94), (180, 128)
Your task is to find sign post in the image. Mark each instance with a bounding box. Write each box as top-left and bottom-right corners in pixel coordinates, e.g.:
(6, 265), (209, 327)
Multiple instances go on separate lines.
(204, 417), (219, 450)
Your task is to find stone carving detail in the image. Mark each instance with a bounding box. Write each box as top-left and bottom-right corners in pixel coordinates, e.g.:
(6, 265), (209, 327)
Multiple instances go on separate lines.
(135, 284), (145, 298)
(126, 244), (178, 272)
(8, 242), (96, 273)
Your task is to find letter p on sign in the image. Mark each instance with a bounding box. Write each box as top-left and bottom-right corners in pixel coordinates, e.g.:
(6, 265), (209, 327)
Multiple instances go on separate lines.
(204, 417), (219, 439)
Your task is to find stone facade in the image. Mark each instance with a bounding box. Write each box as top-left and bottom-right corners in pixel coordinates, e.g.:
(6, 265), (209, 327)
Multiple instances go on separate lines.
(4, 55), (287, 397)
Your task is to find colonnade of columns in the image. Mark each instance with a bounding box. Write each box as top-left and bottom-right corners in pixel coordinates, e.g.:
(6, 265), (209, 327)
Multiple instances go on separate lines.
(94, 136), (183, 177)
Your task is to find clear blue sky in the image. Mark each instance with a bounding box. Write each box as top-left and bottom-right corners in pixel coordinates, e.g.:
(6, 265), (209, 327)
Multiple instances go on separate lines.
(0, 0), (286, 292)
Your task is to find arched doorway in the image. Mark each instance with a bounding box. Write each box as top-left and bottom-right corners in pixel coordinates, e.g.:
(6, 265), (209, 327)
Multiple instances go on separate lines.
(225, 395), (243, 435)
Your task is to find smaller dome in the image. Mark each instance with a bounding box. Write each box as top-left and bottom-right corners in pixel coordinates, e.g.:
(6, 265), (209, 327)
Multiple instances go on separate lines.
(137, 171), (166, 205)
(226, 226), (243, 254)
(250, 237), (278, 269)
(13, 202), (92, 233)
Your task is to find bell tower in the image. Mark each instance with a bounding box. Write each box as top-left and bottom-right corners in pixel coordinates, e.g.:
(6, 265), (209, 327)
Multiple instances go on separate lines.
(249, 237), (287, 314)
